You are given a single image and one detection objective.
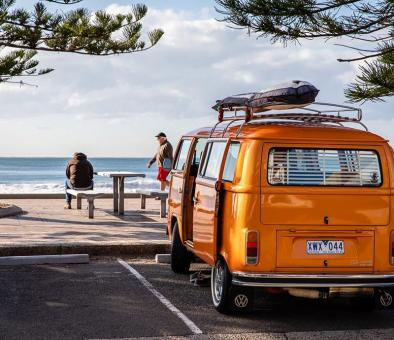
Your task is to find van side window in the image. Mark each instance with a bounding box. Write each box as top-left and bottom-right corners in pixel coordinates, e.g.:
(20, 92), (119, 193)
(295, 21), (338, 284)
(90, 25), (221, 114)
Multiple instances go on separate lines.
(190, 138), (207, 177)
(174, 139), (192, 171)
(200, 142), (226, 180)
(268, 148), (382, 187)
(222, 142), (240, 182)
(192, 138), (208, 166)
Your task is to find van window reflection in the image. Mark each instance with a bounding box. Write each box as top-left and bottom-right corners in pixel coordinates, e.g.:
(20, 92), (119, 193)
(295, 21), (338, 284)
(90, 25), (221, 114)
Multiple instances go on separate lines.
(201, 142), (226, 180)
(222, 143), (240, 182)
(174, 140), (192, 171)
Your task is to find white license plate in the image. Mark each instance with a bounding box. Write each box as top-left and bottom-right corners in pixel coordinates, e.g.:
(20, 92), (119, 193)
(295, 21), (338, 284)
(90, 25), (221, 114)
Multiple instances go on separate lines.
(306, 240), (344, 255)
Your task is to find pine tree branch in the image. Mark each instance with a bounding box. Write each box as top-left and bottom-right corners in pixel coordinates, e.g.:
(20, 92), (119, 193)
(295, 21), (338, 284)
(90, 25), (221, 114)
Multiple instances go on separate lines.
(0, 1), (163, 82)
(309, 0), (362, 14)
(345, 53), (394, 102)
(3, 38), (162, 56)
(338, 46), (394, 62)
(347, 34), (393, 42)
(215, 0), (394, 102)
(334, 43), (383, 53)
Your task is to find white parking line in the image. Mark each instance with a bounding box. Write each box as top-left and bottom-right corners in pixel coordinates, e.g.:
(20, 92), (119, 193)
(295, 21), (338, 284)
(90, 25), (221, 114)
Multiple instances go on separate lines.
(117, 258), (203, 335)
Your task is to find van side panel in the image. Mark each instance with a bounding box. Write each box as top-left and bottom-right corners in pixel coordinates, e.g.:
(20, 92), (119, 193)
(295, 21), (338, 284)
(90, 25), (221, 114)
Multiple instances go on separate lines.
(219, 141), (263, 270)
(375, 144), (394, 272)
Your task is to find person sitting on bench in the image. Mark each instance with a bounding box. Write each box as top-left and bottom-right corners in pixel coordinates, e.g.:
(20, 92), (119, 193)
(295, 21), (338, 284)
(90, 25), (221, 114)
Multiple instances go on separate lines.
(64, 152), (94, 209)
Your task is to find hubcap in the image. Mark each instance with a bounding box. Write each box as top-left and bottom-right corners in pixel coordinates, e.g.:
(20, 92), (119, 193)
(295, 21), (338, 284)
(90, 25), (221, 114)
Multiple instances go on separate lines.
(212, 262), (224, 305)
(380, 291), (393, 307)
(234, 294), (249, 308)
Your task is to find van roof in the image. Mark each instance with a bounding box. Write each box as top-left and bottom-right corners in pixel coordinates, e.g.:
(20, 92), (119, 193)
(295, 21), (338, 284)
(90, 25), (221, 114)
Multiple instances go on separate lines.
(184, 122), (387, 144)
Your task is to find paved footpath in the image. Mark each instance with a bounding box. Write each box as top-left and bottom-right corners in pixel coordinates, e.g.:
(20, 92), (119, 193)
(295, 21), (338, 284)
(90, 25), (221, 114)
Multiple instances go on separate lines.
(0, 199), (169, 256)
(0, 258), (393, 340)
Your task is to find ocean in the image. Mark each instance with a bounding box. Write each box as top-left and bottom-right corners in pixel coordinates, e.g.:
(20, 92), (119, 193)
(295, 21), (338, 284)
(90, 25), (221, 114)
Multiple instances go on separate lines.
(0, 158), (159, 193)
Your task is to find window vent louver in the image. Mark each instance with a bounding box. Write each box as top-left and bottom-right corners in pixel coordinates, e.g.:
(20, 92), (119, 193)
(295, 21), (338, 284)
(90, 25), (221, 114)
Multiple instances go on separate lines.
(268, 148), (381, 187)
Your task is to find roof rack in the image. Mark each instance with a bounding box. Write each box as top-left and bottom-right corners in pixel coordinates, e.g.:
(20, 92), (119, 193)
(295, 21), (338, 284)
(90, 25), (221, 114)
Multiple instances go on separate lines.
(210, 102), (367, 138)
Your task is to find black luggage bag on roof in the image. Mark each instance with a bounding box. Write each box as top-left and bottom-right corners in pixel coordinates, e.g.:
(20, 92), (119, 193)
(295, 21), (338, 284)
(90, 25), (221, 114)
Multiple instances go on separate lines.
(213, 80), (319, 112)
(249, 80), (319, 110)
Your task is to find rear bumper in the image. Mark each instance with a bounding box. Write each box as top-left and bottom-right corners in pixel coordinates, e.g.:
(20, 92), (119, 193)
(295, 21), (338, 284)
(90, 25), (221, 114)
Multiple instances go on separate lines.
(232, 272), (394, 288)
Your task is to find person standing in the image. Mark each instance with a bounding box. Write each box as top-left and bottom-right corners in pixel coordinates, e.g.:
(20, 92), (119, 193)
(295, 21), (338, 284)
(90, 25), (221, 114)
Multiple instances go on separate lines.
(147, 132), (173, 191)
(64, 152), (94, 209)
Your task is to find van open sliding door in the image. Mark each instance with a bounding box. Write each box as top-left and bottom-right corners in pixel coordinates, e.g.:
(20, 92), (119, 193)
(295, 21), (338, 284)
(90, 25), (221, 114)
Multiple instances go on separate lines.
(192, 140), (228, 266)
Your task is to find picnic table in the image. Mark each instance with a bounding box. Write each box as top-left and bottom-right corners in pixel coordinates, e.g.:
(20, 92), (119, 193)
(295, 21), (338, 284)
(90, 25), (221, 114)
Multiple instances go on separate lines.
(96, 172), (146, 215)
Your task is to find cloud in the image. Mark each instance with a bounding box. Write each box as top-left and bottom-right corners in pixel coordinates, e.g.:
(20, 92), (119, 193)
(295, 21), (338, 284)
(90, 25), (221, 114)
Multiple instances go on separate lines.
(0, 4), (392, 156)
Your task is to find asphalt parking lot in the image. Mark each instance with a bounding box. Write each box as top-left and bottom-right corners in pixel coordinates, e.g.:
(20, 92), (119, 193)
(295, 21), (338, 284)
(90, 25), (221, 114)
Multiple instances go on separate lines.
(1, 258), (394, 340)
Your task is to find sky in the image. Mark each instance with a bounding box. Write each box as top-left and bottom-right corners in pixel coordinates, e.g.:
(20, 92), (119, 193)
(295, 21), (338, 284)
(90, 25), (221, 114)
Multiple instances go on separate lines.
(0, 0), (393, 157)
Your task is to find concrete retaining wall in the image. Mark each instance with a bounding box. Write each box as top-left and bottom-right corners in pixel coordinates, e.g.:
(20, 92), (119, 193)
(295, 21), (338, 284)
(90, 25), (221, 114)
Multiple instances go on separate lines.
(0, 243), (170, 257)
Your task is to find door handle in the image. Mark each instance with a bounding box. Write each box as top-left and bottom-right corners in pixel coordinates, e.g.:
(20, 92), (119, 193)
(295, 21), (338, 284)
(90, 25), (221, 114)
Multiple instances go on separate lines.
(194, 191), (201, 204)
(178, 188), (183, 194)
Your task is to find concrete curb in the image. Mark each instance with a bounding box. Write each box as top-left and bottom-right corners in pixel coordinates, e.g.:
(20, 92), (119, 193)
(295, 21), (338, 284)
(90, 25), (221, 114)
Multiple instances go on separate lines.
(0, 254), (90, 266)
(155, 253), (171, 263)
(0, 243), (170, 257)
(122, 329), (394, 339)
(0, 205), (23, 218)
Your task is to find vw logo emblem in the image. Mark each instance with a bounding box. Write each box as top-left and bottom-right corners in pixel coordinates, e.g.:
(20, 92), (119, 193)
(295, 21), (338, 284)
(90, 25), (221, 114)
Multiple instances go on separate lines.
(380, 291), (393, 307)
(234, 294), (249, 308)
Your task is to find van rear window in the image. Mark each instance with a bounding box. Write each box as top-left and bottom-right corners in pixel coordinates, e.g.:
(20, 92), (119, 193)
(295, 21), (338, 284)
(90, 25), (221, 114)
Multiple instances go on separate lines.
(268, 148), (382, 187)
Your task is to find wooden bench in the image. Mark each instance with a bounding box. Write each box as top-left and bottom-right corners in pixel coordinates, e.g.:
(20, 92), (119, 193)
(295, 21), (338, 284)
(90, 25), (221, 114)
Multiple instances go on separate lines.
(66, 189), (103, 219)
(136, 190), (168, 218)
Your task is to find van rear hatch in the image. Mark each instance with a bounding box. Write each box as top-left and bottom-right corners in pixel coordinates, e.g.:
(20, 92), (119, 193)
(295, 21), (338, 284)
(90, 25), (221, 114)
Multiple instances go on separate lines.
(262, 146), (390, 227)
(261, 145), (390, 270)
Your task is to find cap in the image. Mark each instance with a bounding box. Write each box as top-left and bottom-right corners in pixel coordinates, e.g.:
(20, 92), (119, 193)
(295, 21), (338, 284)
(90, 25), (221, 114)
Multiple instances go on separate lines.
(155, 132), (166, 138)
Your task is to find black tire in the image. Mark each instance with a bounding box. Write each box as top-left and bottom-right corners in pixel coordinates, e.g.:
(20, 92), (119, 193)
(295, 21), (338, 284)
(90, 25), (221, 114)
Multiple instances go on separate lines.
(375, 288), (394, 309)
(170, 222), (192, 274)
(211, 257), (254, 314)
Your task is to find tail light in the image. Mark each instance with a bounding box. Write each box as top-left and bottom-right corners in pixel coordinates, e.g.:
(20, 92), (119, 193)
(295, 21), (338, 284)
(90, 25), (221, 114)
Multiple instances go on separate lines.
(246, 230), (259, 265)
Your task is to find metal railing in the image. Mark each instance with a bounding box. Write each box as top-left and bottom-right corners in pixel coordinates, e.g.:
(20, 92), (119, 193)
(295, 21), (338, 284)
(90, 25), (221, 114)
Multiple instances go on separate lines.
(210, 102), (367, 138)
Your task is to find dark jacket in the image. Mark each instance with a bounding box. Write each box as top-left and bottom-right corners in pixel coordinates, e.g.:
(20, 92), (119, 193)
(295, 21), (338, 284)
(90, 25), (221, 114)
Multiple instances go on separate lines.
(66, 153), (94, 188)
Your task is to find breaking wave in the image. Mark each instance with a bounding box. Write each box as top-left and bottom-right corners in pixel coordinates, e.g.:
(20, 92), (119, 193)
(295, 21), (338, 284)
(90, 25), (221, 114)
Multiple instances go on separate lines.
(0, 177), (160, 194)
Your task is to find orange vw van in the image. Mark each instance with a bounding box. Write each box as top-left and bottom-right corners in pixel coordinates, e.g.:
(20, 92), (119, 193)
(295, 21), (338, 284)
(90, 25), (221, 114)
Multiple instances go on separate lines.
(167, 100), (394, 314)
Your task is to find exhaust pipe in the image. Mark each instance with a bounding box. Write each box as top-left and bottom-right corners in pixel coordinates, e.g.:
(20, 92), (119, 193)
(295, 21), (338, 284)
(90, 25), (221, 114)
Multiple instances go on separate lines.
(329, 287), (374, 298)
(284, 288), (328, 299)
(284, 287), (374, 300)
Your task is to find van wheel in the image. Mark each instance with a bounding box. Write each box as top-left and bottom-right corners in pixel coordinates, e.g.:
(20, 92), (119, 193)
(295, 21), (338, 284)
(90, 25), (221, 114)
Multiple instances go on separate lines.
(170, 222), (192, 274)
(211, 258), (254, 314)
(375, 289), (394, 309)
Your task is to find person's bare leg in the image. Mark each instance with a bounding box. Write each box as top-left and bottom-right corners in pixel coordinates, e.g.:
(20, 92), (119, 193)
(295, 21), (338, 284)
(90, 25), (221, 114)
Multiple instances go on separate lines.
(160, 181), (166, 191)
(165, 180), (169, 188)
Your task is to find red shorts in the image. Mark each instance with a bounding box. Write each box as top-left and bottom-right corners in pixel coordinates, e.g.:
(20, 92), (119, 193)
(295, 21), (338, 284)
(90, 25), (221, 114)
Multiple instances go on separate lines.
(157, 167), (170, 181)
